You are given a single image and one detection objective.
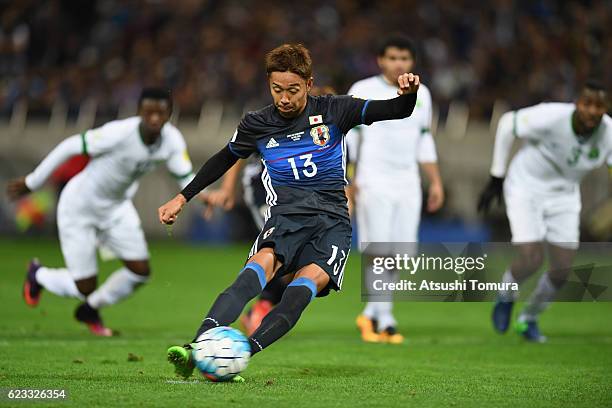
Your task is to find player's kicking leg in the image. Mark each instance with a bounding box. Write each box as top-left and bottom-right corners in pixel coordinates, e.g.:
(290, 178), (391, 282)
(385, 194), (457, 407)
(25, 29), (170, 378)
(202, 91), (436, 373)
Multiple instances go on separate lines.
(168, 213), (350, 379)
(167, 248), (280, 379)
(239, 175), (282, 335)
(240, 275), (288, 336)
(244, 216), (349, 355)
(247, 263), (326, 354)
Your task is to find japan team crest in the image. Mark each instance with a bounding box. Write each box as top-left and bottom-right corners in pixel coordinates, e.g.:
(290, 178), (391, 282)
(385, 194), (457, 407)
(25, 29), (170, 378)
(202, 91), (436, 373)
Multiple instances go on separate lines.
(310, 124), (330, 147)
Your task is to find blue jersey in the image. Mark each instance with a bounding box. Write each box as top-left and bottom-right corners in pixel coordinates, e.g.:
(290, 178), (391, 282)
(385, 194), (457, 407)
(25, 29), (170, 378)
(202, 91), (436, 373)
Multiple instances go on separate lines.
(229, 95), (367, 220)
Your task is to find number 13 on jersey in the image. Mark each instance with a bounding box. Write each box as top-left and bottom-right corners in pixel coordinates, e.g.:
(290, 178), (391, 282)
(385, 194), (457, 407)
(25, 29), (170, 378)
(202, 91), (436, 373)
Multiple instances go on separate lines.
(287, 154), (318, 180)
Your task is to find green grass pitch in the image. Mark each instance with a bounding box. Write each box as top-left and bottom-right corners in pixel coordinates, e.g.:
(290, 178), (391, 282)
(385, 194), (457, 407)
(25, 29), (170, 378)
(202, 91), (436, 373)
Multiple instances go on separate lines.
(1, 237), (611, 407)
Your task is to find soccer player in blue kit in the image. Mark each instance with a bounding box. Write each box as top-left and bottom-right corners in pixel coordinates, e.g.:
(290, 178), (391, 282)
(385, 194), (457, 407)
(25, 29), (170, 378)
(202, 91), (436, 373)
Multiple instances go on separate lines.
(158, 43), (420, 378)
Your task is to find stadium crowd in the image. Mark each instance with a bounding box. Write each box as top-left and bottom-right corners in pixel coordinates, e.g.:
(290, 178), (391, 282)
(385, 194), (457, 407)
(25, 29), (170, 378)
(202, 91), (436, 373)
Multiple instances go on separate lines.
(1, 0), (609, 118)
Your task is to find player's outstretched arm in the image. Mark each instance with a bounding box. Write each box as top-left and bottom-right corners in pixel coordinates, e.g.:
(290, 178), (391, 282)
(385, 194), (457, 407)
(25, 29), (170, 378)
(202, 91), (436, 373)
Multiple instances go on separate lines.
(362, 73), (420, 124)
(158, 145), (239, 225)
(477, 111), (516, 213)
(6, 135), (83, 201)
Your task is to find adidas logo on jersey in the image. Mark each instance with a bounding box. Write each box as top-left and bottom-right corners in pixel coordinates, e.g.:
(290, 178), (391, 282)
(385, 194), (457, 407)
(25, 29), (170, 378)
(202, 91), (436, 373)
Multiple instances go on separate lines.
(266, 138), (279, 148)
(263, 227), (275, 239)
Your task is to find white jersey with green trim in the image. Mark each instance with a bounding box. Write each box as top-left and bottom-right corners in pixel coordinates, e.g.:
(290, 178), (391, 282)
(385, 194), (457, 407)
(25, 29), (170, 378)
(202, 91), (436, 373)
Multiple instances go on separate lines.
(78, 117), (193, 207)
(507, 103), (612, 193)
(25, 116), (193, 209)
(346, 75), (437, 188)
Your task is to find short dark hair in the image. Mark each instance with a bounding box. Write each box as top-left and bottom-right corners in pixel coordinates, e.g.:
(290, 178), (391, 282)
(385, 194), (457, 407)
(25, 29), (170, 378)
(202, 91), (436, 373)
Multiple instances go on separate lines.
(377, 34), (417, 61)
(265, 43), (313, 81)
(583, 79), (606, 94)
(138, 87), (173, 109)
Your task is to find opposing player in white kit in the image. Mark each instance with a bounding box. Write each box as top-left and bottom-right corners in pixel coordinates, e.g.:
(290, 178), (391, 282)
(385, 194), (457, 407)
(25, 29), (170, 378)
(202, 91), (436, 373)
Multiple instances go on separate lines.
(347, 36), (444, 343)
(478, 81), (611, 342)
(6, 88), (196, 336)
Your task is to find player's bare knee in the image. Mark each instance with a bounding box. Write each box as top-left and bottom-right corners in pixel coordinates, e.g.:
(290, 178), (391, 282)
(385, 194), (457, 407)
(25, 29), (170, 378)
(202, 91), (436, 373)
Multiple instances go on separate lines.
(75, 277), (97, 296)
(249, 247), (282, 281)
(548, 244), (575, 284)
(547, 270), (570, 288)
(517, 244), (545, 274)
(295, 264), (330, 292)
(547, 259), (573, 287)
(526, 253), (544, 273)
(123, 260), (151, 277)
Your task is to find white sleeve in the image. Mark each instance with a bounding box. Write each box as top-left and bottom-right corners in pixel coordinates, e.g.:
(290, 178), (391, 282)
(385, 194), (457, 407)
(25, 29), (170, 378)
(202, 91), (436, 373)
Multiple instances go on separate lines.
(417, 132), (437, 163)
(25, 135), (83, 190)
(165, 133), (194, 190)
(513, 103), (555, 141)
(489, 111), (516, 178)
(82, 122), (125, 157)
(417, 88), (437, 163)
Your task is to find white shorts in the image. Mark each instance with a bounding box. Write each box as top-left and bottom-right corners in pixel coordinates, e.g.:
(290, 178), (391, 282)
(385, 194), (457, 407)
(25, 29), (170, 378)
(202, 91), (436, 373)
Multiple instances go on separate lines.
(504, 183), (581, 249)
(57, 193), (149, 280)
(356, 183), (422, 255)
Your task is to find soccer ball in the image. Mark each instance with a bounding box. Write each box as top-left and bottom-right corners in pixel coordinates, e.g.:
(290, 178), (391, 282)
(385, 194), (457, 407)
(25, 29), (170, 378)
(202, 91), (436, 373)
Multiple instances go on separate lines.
(192, 326), (251, 382)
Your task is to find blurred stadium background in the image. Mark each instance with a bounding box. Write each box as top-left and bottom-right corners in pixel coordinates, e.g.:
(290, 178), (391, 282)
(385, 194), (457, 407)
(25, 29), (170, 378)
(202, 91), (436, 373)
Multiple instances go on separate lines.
(1, 2), (611, 406)
(1, 0), (611, 242)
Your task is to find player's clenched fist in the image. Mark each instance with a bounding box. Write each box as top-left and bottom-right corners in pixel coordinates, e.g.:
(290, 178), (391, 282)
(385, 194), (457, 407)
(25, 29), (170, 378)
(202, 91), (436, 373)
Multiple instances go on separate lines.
(158, 193), (187, 225)
(397, 73), (420, 95)
(6, 177), (31, 201)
